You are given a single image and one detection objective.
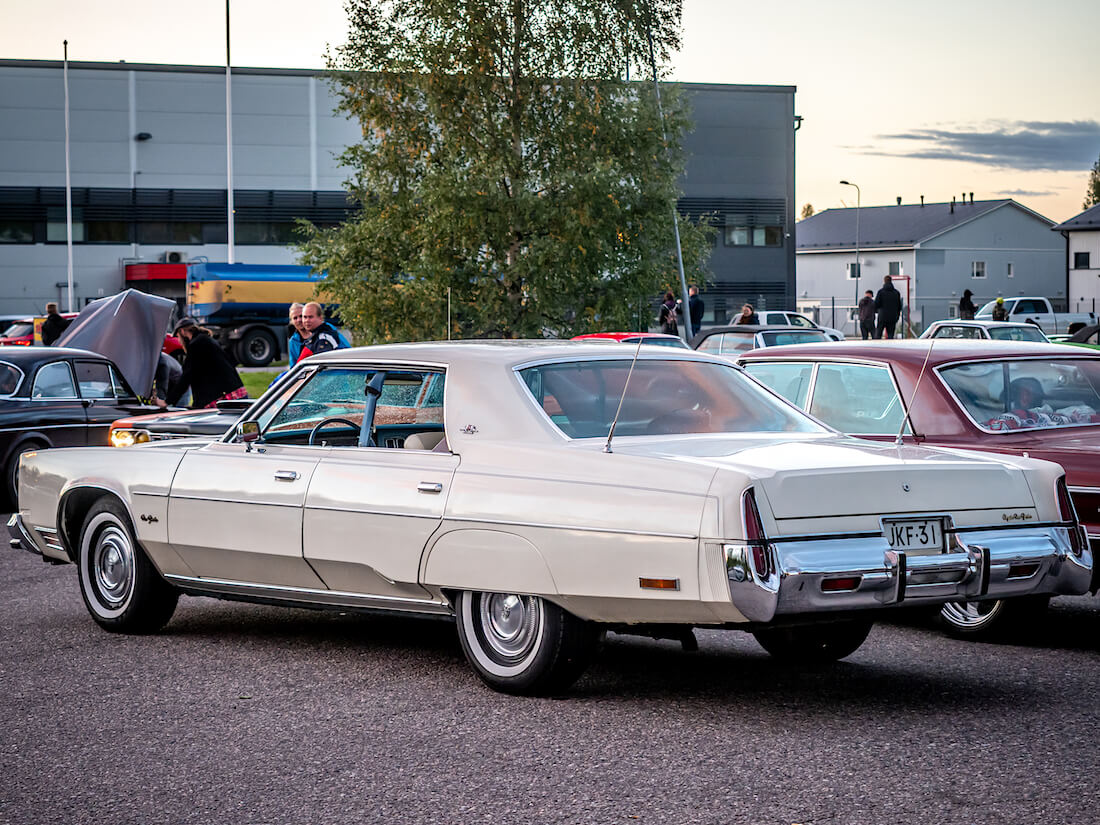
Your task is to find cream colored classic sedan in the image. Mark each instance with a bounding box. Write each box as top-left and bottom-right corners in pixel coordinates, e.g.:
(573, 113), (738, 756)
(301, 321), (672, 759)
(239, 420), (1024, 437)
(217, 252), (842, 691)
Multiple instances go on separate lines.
(9, 342), (1093, 694)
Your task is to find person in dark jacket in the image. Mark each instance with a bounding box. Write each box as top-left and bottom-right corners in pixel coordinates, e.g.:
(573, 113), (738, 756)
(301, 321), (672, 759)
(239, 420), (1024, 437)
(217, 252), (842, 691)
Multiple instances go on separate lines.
(166, 317), (245, 408)
(41, 302), (71, 346)
(857, 290), (875, 340)
(873, 276), (902, 339)
(298, 301), (346, 361)
(731, 303), (759, 326)
(657, 292), (679, 336)
(687, 285), (705, 331)
(959, 289), (977, 320)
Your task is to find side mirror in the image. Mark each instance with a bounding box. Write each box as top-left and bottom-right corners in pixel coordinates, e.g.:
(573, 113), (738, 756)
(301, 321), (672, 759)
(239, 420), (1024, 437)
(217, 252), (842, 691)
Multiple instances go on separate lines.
(236, 420), (260, 443)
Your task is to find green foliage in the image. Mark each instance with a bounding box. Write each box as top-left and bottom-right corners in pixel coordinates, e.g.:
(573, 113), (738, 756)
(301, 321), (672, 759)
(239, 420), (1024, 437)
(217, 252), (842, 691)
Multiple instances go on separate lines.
(800, 203), (814, 219)
(1085, 153), (1100, 210)
(296, 0), (711, 342)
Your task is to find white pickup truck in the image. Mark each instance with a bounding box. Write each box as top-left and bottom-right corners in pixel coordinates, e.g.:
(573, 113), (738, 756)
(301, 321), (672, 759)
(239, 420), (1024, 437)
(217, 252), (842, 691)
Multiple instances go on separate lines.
(975, 296), (1096, 334)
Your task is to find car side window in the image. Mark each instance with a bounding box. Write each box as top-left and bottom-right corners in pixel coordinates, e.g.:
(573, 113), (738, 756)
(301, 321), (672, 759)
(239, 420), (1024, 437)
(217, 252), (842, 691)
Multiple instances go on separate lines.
(258, 366), (445, 449)
(75, 361), (117, 399)
(742, 362), (813, 408)
(787, 314), (814, 328)
(695, 334), (723, 354)
(31, 361), (77, 399)
(719, 332), (755, 354)
(808, 363), (907, 435)
(1014, 300), (1044, 315)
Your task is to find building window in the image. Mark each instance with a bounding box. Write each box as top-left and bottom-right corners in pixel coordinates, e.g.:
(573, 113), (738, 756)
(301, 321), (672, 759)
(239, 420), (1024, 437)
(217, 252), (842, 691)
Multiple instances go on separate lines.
(1075, 252), (1091, 269)
(723, 224), (783, 247)
(85, 221), (131, 244)
(1007, 262), (1014, 278)
(888, 261), (902, 276)
(137, 222), (202, 244)
(846, 262), (861, 279)
(971, 261), (986, 278)
(47, 221), (85, 242)
(0, 221), (34, 243)
(947, 304), (959, 319)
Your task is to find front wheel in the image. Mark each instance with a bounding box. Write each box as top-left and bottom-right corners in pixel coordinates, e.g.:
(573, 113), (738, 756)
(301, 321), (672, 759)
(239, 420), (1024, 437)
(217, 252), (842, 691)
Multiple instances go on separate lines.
(77, 498), (178, 633)
(938, 596), (1050, 640)
(454, 591), (601, 695)
(752, 619), (873, 663)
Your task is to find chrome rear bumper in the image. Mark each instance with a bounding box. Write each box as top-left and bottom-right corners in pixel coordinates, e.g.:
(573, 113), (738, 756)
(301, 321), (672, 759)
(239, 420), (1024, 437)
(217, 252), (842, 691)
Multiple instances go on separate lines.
(725, 525), (1092, 623)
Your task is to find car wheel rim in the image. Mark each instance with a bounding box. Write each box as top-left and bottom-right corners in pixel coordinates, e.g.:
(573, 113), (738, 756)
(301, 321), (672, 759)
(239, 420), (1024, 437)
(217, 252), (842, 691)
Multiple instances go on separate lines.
(941, 599), (1002, 628)
(91, 524), (134, 608)
(478, 593), (541, 663)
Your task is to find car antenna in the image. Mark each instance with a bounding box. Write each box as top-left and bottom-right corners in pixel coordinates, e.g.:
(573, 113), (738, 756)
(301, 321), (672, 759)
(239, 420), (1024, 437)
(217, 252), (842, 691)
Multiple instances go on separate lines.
(896, 337), (936, 446)
(604, 337), (648, 454)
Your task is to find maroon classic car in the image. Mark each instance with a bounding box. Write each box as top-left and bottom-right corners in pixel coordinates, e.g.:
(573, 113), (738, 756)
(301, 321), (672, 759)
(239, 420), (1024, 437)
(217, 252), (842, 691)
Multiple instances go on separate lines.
(738, 340), (1100, 636)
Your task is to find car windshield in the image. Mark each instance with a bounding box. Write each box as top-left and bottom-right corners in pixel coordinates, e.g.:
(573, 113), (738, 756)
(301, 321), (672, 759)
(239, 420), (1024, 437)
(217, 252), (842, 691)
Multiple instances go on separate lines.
(988, 326), (1047, 342)
(1, 322), (33, 338)
(938, 358), (1100, 432)
(976, 300), (1002, 315)
(519, 358), (822, 439)
(757, 330), (828, 347)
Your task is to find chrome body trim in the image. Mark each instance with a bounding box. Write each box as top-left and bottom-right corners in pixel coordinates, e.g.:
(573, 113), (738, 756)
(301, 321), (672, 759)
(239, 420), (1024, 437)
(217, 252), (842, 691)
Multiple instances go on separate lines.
(163, 574), (452, 615)
(724, 524), (1092, 619)
(7, 514), (41, 557)
(442, 514), (697, 540)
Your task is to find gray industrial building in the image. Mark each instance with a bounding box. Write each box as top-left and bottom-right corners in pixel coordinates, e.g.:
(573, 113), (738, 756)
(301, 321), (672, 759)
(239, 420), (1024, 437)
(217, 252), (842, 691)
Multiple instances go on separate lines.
(0, 59), (797, 325)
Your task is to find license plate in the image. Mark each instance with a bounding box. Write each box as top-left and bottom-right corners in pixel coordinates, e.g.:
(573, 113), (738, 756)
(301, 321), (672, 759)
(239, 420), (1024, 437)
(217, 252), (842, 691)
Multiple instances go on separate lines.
(883, 518), (945, 554)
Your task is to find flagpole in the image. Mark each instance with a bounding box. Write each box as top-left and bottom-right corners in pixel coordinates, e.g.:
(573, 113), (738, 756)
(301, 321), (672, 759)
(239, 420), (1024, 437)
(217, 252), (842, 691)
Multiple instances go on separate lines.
(225, 0), (235, 264)
(63, 40), (74, 311)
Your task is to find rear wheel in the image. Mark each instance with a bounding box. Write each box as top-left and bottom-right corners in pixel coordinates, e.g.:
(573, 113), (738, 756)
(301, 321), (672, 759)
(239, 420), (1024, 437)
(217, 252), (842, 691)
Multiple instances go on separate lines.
(455, 591), (601, 695)
(236, 328), (277, 367)
(77, 498), (178, 633)
(752, 620), (873, 663)
(938, 596), (1050, 640)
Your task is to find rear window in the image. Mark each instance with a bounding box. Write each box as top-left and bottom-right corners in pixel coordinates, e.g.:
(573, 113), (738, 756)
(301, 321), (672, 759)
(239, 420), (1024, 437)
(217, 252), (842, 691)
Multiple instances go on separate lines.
(758, 330), (828, 347)
(988, 326), (1047, 343)
(938, 358), (1100, 432)
(518, 358), (822, 439)
(1, 322), (32, 339)
(0, 362), (22, 395)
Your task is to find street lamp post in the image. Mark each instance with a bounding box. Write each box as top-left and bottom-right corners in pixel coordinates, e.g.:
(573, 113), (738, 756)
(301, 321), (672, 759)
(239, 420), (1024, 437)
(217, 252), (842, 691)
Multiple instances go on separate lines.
(840, 180), (860, 334)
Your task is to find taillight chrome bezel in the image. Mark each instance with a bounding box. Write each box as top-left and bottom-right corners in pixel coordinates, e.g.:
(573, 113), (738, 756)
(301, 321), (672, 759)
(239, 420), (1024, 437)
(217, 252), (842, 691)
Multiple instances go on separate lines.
(741, 488), (773, 579)
(1056, 476), (1087, 557)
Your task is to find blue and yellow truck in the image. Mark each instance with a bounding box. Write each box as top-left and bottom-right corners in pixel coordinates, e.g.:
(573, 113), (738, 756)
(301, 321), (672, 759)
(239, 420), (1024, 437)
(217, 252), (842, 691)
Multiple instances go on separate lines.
(186, 262), (331, 366)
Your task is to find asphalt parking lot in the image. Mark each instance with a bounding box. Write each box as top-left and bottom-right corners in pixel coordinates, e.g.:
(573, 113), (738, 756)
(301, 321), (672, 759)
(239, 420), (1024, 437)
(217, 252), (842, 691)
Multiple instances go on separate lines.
(3, 531), (1099, 825)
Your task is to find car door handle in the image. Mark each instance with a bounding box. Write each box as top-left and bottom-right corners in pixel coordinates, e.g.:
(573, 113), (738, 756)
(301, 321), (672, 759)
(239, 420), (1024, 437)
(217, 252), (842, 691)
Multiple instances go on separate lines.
(417, 482), (443, 494)
(274, 470), (299, 482)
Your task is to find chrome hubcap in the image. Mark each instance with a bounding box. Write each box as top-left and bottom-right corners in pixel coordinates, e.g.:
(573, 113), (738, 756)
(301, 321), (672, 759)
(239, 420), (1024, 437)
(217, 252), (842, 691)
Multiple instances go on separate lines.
(480, 593), (540, 661)
(941, 600), (1000, 627)
(92, 525), (134, 607)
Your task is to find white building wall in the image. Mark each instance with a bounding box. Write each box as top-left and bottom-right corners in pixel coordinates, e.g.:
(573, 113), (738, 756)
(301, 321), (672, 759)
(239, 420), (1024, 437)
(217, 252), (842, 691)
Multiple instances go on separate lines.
(796, 249), (915, 334)
(1068, 231), (1100, 314)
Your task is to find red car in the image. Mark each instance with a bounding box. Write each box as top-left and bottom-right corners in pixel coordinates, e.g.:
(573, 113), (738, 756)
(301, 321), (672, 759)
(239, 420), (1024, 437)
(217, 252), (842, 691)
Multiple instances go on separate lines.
(738, 340), (1100, 636)
(570, 332), (689, 349)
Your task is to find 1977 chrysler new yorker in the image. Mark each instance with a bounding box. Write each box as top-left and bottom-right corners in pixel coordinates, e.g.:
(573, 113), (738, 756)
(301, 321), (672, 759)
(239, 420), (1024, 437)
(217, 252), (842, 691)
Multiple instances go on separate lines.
(9, 342), (1093, 694)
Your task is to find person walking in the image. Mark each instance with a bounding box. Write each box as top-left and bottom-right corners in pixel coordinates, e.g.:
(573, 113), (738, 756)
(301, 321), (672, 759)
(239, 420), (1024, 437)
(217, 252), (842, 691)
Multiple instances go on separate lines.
(657, 292), (679, 336)
(857, 290), (875, 340)
(873, 276), (902, 339)
(41, 302), (71, 346)
(166, 317), (246, 408)
(959, 289), (977, 320)
(731, 303), (759, 326)
(687, 285), (705, 331)
(992, 297), (1009, 321)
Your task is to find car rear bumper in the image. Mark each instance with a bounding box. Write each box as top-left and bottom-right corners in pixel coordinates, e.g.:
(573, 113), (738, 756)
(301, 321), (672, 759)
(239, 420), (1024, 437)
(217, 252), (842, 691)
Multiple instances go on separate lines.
(725, 524), (1092, 622)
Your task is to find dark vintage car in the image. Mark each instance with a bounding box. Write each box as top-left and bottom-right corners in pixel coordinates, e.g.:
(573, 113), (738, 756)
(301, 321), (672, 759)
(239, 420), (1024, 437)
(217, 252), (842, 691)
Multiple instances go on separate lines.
(690, 325), (831, 356)
(0, 347), (159, 504)
(737, 340), (1100, 636)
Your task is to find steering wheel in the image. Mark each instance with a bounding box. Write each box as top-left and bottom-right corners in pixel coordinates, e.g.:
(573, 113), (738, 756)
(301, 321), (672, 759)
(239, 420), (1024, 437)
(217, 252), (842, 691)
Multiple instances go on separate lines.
(308, 417), (360, 446)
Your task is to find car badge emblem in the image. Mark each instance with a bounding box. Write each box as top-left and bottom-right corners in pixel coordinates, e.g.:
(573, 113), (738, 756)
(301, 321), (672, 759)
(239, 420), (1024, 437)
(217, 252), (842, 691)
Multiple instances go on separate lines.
(461, 424), (478, 435)
(902, 483), (911, 492)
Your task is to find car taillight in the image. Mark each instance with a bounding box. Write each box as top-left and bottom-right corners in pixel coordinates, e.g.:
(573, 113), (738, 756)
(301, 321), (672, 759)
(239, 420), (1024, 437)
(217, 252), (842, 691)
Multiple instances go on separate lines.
(1056, 476), (1086, 557)
(741, 488), (772, 578)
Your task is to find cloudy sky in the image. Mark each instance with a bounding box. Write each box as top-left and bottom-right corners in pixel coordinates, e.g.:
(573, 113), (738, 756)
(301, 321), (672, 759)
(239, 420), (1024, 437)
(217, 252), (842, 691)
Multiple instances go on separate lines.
(3, 0), (1097, 221)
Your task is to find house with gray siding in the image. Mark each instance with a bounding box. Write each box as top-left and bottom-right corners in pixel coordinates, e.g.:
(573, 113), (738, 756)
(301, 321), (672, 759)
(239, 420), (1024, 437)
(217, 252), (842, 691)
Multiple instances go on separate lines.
(0, 60), (797, 325)
(795, 198), (1064, 335)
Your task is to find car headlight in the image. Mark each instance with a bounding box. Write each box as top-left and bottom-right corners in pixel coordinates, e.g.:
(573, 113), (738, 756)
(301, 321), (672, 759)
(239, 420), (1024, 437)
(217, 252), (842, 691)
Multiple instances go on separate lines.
(109, 429), (151, 448)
